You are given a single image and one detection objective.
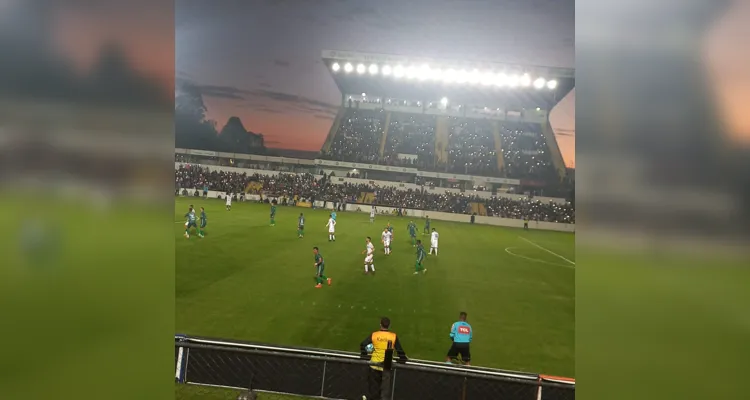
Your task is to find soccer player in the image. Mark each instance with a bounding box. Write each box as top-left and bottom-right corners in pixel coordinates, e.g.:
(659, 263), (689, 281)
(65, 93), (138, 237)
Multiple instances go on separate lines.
(423, 215), (431, 235)
(414, 240), (426, 274)
(312, 247), (332, 288)
(270, 202), (277, 226)
(430, 228), (439, 256)
(381, 227), (392, 255)
(297, 213), (305, 238)
(326, 214), (336, 241)
(331, 211), (337, 221)
(198, 207), (207, 238)
(523, 215), (529, 230)
(225, 193), (232, 211)
(407, 220), (417, 247)
(445, 312), (472, 365)
(369, 206), (376, 223)
(184, 206), (197, 238)
(362, 236), (375, 274)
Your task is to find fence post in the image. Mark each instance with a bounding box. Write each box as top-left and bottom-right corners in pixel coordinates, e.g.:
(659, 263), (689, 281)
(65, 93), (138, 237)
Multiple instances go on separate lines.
(320, 360), (327, 397)
(382, 344), (394, 400)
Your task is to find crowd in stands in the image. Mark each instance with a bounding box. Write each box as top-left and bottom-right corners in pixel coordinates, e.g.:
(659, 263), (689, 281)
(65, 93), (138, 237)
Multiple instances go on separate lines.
(322, 109), (384, 163)
(499, 123), (558, 181)
(380, 114), (437, 169)
(445, 118), (498, 176)
(175, 165), (574, 223)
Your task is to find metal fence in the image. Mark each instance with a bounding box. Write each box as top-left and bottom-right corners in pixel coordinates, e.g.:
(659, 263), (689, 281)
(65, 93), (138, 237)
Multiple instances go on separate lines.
(175, 335), (574, 400)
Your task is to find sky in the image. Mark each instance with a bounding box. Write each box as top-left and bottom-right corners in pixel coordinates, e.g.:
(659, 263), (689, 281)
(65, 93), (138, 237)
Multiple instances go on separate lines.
(175, 0), (577, 166)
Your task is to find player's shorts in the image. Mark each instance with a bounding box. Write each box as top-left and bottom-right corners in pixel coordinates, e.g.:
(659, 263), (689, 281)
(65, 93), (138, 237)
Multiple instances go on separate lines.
(431, 241), (438, 248)
(365, 255), (373, 263)
(384, 240), (391, 247)
(316, 265), (325, 276)
(200, 221), (207, 228)
(328, 229), (335, 233)
(298, 225), (304, 230)
(447, 342), (471, 361)
(186, 221), (197, 229)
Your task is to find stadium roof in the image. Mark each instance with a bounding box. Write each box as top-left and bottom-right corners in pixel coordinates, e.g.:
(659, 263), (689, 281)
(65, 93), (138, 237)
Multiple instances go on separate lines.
(322, 50), (574, 110)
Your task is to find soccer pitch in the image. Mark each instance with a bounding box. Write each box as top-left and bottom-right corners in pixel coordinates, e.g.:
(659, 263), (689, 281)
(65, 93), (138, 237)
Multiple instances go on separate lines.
(175, 197), (575, 378)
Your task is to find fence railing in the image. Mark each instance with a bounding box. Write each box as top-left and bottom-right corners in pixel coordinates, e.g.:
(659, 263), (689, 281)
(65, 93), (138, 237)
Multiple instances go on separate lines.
(175, 335), (574, 400)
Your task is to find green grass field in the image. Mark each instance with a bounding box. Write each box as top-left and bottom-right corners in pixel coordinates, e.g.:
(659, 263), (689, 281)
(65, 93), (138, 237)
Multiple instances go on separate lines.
(175, 197), (575, 380)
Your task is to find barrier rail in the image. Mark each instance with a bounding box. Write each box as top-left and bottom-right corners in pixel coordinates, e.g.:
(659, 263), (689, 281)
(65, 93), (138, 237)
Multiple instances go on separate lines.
(175, 335), (574, 400)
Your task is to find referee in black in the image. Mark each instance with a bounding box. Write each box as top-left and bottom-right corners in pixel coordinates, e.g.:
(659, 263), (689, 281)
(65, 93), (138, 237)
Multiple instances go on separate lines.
(360, 317), (407, 400)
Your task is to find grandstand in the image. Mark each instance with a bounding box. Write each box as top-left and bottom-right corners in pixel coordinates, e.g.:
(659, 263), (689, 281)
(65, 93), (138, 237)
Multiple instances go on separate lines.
(319, 50), (574, 195)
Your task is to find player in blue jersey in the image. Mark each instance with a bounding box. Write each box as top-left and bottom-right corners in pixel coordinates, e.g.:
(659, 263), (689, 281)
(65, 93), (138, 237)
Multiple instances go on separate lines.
(331, 211), (337, 221)
(184, 206), (197, 238)
(446, 312), (473, 365)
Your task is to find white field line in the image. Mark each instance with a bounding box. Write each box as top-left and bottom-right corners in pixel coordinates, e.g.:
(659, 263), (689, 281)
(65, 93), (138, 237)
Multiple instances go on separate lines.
(504, 247), (573, 269)
(518, 237), (575, 266)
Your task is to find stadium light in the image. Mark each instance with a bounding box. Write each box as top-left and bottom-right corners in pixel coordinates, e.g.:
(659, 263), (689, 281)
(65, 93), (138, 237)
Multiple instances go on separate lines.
(547, 79), (558, 89)
(494, 73), (508, 87)
(344, 63), (353, 73)
(480, 72), (494, 86)
(406, 65), (418, 80)
(356, 63), (366, 74)
(508, 74), (520, 87)
(332, 62), (340, 72)
(440, 97), (448, 106)
(418, 64), (430, 81)
(443, 69), (456, 83)
(430, 68), (443, 81)
(362, 92), (366, 97)
(368, 64), (378, 74)
(468, 69), (480, 85)
(533, 77), (546, 89)
(382, 65), (392, 75)
(520, 74), (531, 87)
(393, 65), (405, 78)
(456, 69), (468, 84)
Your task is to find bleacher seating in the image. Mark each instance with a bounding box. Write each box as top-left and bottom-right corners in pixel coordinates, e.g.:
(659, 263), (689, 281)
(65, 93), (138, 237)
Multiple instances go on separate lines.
(446, 118), (498, 176)
(500, 123), (557, 181)
(323, 109), (385, 163)
(381, 113), (437, 169)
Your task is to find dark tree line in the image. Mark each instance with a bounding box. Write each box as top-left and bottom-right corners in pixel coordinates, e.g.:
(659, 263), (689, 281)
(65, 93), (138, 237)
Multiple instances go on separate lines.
(175, 79), (266, 154)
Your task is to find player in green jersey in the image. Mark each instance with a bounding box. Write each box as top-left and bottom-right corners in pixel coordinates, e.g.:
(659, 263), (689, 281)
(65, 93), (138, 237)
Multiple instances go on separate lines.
(298, 213), (305, 238)
(184, 206), (197, 238)
(198, 207), (207, 238)
(407, 221), (417, 246)
(414, 239), (427, 274)
(312, 247), (332, 288)
(270, 202), (277, 226)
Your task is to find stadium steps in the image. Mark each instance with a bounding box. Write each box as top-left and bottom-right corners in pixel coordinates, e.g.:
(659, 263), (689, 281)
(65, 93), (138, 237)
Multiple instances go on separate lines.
(378, 111), (392, 157)
(435, 116), (450, 165)
(541, 120), (567, 179)
(492, 120), (505, 173)
(470, 202), (488, 216)
(321, 107), (346, 153)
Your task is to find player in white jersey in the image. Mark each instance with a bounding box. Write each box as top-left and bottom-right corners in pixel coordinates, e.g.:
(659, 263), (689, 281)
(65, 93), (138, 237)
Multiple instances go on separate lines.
(325, 214), (336, 242)
(225, 193), (232, 211)
(361, 236), (376, 274)
(381, 227), (393, 255)
(370, 206), (376, 223)
(430, 228), (439, 256)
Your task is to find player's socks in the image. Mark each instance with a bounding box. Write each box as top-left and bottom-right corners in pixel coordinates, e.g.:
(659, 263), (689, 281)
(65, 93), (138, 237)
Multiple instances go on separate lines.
(364, 264), (368, 273)
(327, 277), (332, 286)
(370, 264), (375, 272)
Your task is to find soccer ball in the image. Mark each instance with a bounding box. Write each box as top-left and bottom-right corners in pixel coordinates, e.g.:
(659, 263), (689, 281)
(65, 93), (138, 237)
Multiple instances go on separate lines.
(366, 343), (374, 354)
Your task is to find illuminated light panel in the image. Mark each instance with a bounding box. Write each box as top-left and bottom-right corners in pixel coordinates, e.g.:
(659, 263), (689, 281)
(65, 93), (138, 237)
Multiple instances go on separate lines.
(508, 74), (520, 87)
(520, 74), (531, 87)
(332, 62), (340, 72)
(356, 63), (366, 74)
(393, 65), (405, 78)
(456, 69), (468, 84)
(368, 64), (378, 74)
(430, 68), (443, 81)
(418, 64), (430, 81)
(405, 65), (418, 79)
(443, 69), (457, 83)
(382, 65), (392, 75)
(468, 69), (480, 84)
(480, 72), (494, 86)
(533, 77), (546, 89)
(494, 73), (508, 87)
(344, 63), (353, 73)
(547, 79), (558, 89)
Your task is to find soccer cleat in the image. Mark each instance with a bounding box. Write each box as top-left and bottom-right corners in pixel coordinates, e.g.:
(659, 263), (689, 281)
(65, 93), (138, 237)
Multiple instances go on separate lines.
(327, 278), (332, 286)
(315, 284), (322, 288)
(423, 269), (427, 273)
(413, 271), (419, 275)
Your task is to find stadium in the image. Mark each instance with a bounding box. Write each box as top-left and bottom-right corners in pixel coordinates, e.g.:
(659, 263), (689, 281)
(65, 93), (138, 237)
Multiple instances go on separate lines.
(175, 50), (575, 400)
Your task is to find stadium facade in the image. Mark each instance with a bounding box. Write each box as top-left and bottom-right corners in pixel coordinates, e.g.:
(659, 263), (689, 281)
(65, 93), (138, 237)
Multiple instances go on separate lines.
(319, 50), (574, 192)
